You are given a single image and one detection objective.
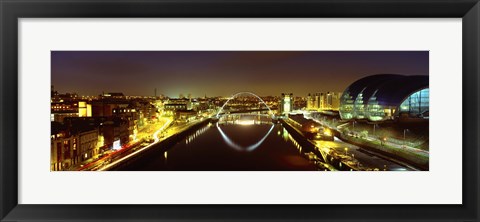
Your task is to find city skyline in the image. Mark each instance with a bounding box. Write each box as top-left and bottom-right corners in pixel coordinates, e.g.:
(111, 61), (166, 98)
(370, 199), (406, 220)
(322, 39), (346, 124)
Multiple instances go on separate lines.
(51, 51), (429, 172)
(52, 51), (428, 97)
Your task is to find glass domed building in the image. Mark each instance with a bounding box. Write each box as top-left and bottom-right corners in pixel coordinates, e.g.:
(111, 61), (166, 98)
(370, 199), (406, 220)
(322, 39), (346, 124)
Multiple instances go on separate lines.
(339, 74), (429, 122)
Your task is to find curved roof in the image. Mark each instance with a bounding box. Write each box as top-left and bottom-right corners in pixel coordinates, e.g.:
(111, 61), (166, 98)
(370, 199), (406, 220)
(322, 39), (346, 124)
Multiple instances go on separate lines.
(342, 74), (429, 107)
(373, 75), (429, 106)
(343, 74), (404, 102)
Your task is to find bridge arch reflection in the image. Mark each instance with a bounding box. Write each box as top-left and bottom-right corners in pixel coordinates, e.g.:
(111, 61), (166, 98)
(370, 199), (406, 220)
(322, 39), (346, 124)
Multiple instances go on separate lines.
(216, 122), (275, 152)
(215, 91), (275, 152)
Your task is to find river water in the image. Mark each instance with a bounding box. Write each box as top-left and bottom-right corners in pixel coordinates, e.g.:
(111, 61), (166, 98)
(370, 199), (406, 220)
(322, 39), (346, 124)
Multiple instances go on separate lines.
(120, 115), (319, 171)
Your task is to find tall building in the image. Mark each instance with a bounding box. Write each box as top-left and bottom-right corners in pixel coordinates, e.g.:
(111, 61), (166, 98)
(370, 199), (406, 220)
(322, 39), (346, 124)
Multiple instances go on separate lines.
(305, 92), (341, 111)
(306, 93), (314, 110)
(315, 93), (322, 109)
(322, 92), (338, 110)
(331, 92), (341, 110)
(279, 93), (293, 114)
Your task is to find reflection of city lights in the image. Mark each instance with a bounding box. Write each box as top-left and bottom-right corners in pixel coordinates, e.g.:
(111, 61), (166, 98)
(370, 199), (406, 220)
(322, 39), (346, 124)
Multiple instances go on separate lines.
(237, 120), (255, 125)
(186, 125), (209, 144)
(282, 128), (289, 141)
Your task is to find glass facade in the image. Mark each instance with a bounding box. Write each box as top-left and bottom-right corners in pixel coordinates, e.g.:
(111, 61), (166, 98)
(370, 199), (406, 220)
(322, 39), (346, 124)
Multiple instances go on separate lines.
(365, 92), (385, 121)
(339, 92), (354, 119)
(339, 75), (429, 122)
(398, 88), (429, 118)
(353, 89), (366, 119)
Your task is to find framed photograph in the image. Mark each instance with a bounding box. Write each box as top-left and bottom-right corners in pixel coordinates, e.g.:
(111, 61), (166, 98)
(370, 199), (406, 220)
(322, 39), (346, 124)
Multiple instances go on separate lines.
(1, 0), (479, 221)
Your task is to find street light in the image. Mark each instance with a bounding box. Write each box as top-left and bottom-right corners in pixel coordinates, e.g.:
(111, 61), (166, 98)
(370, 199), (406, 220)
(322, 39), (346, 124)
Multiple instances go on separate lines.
(344, 147), (348, 155)
(403, 129), (409, 146)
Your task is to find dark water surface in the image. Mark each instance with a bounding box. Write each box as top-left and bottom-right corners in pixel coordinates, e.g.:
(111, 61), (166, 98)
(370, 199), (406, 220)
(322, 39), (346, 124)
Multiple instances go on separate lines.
(121, 121), (318, 171)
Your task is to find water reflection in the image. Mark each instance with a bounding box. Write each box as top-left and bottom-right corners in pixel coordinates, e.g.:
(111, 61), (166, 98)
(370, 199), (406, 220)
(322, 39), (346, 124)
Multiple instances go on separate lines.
(217, 122), (275, 152)
(186, 124), (209, 144)
(120, 114), (319, 171)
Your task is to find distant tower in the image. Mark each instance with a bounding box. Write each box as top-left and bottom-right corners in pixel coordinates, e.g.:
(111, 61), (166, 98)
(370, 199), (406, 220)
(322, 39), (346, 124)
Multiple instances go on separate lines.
(318, 93), (324, 110)
(154, 88), (157, 97)
(312, 93), (319, 110)
(326, 91), (332, 109)
(306, 93), (313, 110)
(279, 93), (293, 114)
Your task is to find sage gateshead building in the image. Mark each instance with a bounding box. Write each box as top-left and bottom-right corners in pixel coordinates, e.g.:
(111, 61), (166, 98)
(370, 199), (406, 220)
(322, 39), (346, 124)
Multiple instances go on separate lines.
(339, 74), (429, 122)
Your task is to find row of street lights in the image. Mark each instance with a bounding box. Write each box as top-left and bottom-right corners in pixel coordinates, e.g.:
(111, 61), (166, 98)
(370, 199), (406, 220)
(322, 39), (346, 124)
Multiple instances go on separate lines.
(350, 121), (409, 147)
(317, 115), (411, 147)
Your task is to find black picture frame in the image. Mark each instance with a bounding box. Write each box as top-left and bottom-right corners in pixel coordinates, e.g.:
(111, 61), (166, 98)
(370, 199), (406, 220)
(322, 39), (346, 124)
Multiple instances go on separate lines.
(1, 0), (479, 221)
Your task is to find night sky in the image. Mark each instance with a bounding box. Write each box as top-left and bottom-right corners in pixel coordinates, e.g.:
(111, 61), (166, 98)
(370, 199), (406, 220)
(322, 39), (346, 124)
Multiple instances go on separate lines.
(51, 51), (428, 98)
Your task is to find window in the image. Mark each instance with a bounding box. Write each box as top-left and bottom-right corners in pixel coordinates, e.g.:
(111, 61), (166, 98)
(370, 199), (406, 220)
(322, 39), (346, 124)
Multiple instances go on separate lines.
(399, 88), (429, 117)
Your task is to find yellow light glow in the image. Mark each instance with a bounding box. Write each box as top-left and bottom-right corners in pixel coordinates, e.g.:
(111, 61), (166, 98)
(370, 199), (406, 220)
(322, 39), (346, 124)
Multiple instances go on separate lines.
(237, 120), (255, 125)
(324, 129), (331, 136)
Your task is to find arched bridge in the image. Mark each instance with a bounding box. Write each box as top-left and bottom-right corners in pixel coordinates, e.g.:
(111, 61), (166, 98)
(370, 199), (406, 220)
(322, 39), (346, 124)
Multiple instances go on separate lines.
(215, 91), (276, 118)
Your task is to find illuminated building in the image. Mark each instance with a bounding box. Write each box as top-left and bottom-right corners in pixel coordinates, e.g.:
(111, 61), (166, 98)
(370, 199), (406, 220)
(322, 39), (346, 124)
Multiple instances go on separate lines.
(78, 101), (92, 117)
(51, 101), (92, 122)
(193, 98), (213, 113)
(164, 98), (192, 116)
(324, 92), (341, 110)
(306, 93), (314, 110)
(97, 117), (130, 150)
(176, 110), (197, 122)
(51, 122), (76, 171)
(51, 86), (79, 103)
(91, 97), (129, 117)
(339, 74), (429, 122)
(77, 129), (99, 161)
(279, 93), (293, 114)
(102, 92), (125, 99)
(315, 93), (322, 109)
(63, 116), (130, 152)
(50, 112), (78, 123)
(306, 92), (341, 111)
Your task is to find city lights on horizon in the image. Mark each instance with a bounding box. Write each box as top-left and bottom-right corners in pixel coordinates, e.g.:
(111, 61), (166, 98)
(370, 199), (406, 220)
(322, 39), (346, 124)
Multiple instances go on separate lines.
(52, 51), (428, 97)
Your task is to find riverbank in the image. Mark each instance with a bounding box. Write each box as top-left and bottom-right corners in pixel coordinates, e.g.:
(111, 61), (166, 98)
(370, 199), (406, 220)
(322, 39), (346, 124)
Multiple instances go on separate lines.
(280, 118), (363, 171)
(307, 114), (429, 170)
(335, 132), (429, 170)
(103, 118), (211, 170)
